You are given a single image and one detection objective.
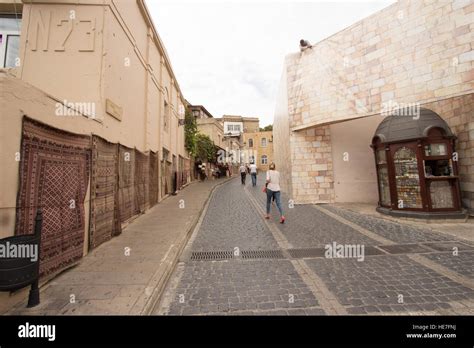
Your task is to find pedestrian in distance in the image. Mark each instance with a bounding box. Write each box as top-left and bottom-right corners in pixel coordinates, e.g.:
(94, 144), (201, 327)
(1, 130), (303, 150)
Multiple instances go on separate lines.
(200, 163), (207, 181)
(249, 161), (258, 187)
(263, 163), (285, 223)
(239, 163), (247, 185)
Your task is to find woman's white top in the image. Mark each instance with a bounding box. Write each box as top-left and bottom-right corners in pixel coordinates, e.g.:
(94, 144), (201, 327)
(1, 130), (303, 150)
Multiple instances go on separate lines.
(266, 170), (281, 192)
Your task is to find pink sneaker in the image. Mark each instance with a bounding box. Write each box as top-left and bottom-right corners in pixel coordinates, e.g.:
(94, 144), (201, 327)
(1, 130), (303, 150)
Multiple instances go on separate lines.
(280, 216), (285, 224)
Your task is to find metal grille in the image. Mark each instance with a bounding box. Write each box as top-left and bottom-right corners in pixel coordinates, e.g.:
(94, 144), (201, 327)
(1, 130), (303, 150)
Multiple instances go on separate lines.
(287, 248), (326, 259)
(241, 250), (285, 259)
(190, 251), (234, 261)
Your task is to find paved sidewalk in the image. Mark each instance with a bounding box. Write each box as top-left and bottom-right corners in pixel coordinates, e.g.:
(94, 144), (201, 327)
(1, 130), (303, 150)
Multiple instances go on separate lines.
(6, 177), (233, 315)
(328, 203), (474, 243)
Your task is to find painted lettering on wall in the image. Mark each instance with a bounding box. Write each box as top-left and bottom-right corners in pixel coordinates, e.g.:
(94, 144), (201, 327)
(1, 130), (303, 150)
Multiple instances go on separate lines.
(29, 9), (96, 52)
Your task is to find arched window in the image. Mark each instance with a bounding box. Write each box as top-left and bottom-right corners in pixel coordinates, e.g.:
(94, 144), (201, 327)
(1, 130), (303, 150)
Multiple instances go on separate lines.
(261, 155), (268, 165)
(248, 139), (253, 148)
(261, 138), (267, 147)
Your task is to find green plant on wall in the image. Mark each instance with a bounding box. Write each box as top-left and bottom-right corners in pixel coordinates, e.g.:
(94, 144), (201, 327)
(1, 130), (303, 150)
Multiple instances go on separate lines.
(184, 107), (197, 157)
(195, 133), (217, 163)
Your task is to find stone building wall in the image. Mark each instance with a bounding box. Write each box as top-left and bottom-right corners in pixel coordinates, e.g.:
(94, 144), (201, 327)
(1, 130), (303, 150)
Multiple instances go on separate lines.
(286, 0), (473, 130)
(274, 0), (473, 204)
(289, 126), (334, 204)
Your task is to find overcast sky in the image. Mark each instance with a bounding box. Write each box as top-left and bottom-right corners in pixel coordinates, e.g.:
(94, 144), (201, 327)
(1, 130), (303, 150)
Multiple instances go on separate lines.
(146, 0), (395, 127)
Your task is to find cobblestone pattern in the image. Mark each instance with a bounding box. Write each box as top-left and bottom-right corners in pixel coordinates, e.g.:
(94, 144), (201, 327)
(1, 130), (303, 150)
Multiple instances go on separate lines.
(246, 178), (378, 248)
(190, 178), (279, 251)
(321, 205), (453, 244)
(305, 255), (474, 314)
(167, 260), (321, 315)
(160, 177), (474, 316)
(423, 251), (474, 280)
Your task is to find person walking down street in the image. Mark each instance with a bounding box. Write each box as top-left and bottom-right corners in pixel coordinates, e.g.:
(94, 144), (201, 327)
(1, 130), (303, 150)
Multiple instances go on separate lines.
(225, 163), (230, 177)
(250, 162), (258, 187)
(202, 163), (208, 181)
(264, 163), (285, 223)
(239, 163), (247, 185)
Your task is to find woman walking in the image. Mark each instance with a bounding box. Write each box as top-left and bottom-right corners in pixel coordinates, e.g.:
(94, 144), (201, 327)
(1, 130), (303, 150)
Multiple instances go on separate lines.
(265, 163), (285, 223)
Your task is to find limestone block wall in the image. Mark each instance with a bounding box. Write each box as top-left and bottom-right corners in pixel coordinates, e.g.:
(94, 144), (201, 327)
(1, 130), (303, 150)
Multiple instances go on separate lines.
(274, 0), (473, 204)
(286, 0), (473, 130)
(273, 66), (293, 195)
(289, 126), (334, 203)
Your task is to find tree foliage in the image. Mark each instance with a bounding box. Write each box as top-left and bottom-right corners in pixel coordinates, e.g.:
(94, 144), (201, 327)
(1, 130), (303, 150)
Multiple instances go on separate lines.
(184, 107), (197, 156)
(195, 133), (218, 163)
(259, 124), (273, 131)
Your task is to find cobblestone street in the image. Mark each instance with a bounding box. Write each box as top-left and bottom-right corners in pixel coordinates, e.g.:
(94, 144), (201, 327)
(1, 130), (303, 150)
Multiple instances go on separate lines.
(155, 175), (474, 315)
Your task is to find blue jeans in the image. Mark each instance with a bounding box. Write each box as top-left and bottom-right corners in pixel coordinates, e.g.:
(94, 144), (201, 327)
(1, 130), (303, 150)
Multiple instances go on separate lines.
(266, 189), (283, 216)
(251, 173), (257, 186)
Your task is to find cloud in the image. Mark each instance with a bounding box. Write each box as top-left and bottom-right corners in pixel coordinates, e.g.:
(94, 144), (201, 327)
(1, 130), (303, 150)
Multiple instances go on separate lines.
(145, 0), (395, 127)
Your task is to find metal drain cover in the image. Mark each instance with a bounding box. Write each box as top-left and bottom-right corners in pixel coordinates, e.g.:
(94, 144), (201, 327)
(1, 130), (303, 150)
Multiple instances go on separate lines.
(287, 248), (326, 259)
(377, 243), (431, 254)
(241, 250), (285, 259)
(190, 251), (234, 261)
(422, 241), (474, 252)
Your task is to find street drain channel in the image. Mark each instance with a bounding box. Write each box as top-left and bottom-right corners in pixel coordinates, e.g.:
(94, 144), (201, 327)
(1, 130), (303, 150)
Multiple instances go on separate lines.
(241, 250), (285, 259)
(189, 242), (469, 261)
(190, 251), (234, 261)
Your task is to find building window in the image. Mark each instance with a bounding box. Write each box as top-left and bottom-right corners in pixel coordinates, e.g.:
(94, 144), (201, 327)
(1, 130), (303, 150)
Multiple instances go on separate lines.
(0, 17), (21, 68)
(228, 124), (241, 132)
(261, 155), (268, 165)
(261, 138), (267, 147)
(248, 139), (253, 147)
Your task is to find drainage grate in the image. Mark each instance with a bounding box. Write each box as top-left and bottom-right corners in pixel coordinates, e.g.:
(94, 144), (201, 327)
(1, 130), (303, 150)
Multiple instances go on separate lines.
(287, 248), (326, 259)
(190, 251), (234, 261)
(241, 250), (285, 259)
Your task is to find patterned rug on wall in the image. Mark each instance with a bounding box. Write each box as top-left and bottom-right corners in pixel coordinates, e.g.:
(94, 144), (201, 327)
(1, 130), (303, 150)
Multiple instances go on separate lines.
(118, 144), (136, 224)
(89, 135), (120, 250)
(134, 150), (149, 214)
(15, 116), (91, 277)
(149, 151), (159, 207)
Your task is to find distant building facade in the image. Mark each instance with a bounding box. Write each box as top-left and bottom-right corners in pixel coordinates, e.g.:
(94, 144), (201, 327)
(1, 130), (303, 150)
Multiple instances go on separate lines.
(189, 104), (226, 178)
(217, 115), (259, 166)
(243, 130), (274, 171)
